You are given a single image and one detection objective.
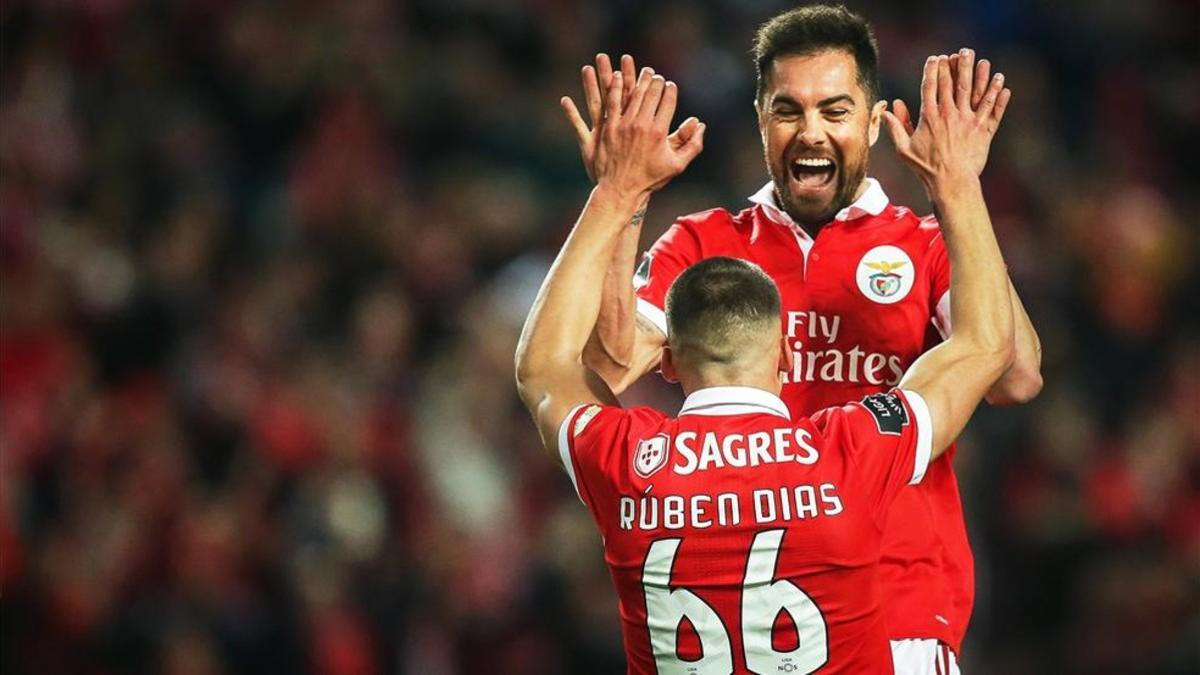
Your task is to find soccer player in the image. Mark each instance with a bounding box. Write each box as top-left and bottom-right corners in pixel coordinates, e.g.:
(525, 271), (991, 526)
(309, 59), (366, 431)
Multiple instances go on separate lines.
(517, 53), (1014, 672)
(559, 6), (1043, 670)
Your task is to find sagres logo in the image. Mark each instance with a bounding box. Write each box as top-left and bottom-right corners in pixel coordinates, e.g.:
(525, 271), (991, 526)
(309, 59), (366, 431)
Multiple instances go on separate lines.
(633, 433), (670, 478)
(856, 245), (914, 304)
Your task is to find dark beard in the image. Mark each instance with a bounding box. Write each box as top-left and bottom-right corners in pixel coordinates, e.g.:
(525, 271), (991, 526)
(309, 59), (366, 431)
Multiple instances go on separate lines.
(774, 157), (868, 235)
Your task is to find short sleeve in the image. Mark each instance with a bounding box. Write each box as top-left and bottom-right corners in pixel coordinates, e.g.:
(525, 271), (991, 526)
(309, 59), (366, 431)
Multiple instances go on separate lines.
(926, 230), (952, 339)
(633, 220), (703, 337)
(809, 389), (934, 525)
(556, 403), (627, 506)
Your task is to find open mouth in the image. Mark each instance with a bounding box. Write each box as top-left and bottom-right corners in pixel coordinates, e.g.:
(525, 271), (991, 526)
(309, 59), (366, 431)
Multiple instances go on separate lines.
(788, 157), (836, 192)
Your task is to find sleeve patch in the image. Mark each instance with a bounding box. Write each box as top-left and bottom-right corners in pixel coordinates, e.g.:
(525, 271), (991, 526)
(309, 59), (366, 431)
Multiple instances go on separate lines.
(573, 405), (603, 436)
(632, 255), (652, 289)
(859, 393), (909, 435)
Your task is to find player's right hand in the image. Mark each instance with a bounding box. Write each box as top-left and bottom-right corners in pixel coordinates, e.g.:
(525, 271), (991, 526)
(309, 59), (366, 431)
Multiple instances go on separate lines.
(591, 67), (706, 198)
(561, 53), (702, 187)
(884, 48), (1011, 188)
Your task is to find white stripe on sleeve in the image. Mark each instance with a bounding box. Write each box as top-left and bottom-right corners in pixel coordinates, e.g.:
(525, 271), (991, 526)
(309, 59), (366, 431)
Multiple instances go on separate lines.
(900, 389), (934, 485)
(636, 298), (669, 338)
(932, 290), (951, 339)
(557, 405), (587, 501)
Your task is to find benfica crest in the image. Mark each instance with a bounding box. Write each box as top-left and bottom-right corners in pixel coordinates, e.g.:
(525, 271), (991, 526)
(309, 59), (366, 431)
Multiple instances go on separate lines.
(856, 245), (915, 304)
(633, 433), (671, 479)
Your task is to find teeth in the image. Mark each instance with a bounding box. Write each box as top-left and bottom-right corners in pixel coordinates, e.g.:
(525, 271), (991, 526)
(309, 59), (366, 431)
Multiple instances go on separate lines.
(793, 158), (833, 168)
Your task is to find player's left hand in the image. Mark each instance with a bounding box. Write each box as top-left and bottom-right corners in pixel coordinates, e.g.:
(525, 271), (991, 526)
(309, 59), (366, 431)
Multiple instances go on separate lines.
(884, 48), (1011, 185)
(561, 53), (702, 187)
(591, 68), (706, 198)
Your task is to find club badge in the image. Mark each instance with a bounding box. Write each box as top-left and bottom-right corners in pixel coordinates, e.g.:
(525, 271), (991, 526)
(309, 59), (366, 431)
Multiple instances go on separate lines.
(856, 245), (915, 304)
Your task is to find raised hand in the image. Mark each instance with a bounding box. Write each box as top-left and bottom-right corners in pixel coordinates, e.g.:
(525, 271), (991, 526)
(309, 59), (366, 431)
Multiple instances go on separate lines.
(561, 53), (702, 184)
(591, 68), (706, 198)
(884, 48), (1011, 187)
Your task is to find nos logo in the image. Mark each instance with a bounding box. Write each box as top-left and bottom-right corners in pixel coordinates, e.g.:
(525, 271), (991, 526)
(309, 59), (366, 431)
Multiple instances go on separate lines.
(634, 433), (671, 478)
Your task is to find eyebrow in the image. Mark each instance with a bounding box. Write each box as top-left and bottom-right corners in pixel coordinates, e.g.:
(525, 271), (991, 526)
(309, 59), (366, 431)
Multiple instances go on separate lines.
(771, 93), (856, 108)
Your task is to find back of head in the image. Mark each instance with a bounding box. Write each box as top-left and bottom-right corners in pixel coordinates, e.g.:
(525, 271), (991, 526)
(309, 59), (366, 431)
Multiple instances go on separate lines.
(665, 257), (781, 375)
(752, 4), (881, 103)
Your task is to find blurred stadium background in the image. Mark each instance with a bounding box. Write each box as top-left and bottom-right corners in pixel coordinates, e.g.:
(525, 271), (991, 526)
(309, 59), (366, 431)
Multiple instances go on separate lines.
(1, 0), (1197, 673)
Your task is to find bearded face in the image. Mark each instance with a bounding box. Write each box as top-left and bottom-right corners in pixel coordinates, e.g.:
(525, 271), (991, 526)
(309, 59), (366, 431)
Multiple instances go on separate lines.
(757, 50), (884, 229)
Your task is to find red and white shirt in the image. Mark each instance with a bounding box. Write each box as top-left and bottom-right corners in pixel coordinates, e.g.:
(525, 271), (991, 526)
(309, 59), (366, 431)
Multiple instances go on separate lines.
(559, 386), (933, 674)
(633, 180), (971, 651)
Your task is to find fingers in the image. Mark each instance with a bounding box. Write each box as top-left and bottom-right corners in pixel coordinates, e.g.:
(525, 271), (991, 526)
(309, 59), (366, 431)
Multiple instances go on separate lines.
(655, 80), (678, 129)
(920, 56), (939, 118)
(582, 64), (602, 127)
(603, 71), (624, 135)
(955, 48), (975, 112)
(620, 54), (637, 105)
(637, 75), (667, 123)
(596, 53), (613, 92)
(972, 58), (991, 109)
(560, 96), (590, 146)
(892, 98), (915, 135)
(881, 110), (911, 154)
(976, 71), (1005, 122)
(597, 54), (615, 118)
(668, 116), (700, 150)
(625, 67), (653, 120)
(936, 55), (954, 111)
(678, 121), (706, 164)
(991, 87), (1012, 129)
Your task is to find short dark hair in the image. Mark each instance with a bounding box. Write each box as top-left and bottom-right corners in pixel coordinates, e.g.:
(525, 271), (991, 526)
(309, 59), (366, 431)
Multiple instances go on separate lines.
(753, 4), (881, 103)
(665, 257), (781, 364)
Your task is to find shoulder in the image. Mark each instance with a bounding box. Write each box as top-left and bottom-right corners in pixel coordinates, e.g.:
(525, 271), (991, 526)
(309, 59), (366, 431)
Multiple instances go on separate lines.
(569, 404), (668, 437)
(863, 204), (945, 254)
(674, 206), (740, 231)
(908, 209), (945, 250)
(654, 206), (749, 253)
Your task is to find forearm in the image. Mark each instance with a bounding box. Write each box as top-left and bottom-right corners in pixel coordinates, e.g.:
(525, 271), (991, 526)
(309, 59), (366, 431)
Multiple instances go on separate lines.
(930, 176), (1013, 359)
(986, 282), (1043, 406)
(903, 175), (1014, 454)
(583, 198), (647, 372)
(516, 185), (647, 401)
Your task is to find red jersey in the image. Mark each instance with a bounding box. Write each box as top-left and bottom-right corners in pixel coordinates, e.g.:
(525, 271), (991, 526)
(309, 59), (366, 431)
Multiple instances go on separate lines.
(633, 180), (971, 650)
(559, 386), (933, 674)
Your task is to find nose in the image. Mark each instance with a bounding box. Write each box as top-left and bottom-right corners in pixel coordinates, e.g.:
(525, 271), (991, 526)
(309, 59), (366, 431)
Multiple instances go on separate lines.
(795, 112), (826, 147)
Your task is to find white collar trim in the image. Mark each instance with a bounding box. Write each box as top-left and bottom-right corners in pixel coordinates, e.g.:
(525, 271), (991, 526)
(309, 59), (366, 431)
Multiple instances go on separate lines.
(679, 386), (791, 419)
(748, 177), (889, 228)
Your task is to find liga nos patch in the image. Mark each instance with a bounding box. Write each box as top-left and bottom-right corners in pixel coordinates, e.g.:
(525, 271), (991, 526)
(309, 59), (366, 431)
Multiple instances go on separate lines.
(860, 392), (909, 435)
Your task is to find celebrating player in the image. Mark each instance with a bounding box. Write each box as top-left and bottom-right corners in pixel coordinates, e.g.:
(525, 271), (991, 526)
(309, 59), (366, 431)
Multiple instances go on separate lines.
(517, 52), (1015, 672)
(559, 6), (1043, 670)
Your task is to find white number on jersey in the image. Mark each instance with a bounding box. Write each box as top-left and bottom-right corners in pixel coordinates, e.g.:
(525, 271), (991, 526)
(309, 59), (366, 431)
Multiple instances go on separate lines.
(641, 529), (829, 674)
(643, 538), (733, 673)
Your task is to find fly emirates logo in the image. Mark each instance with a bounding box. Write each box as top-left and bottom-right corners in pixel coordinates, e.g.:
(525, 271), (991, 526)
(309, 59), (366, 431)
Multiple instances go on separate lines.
(784, 310), (904, 386)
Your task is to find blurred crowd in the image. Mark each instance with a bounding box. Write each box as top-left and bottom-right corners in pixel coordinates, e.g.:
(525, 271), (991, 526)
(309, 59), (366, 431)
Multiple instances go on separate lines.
(1, 1), (1197, 673)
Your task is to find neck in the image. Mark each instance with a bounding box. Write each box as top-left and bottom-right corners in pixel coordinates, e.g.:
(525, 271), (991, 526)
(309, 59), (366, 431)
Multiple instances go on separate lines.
(679, 369), (782, 399)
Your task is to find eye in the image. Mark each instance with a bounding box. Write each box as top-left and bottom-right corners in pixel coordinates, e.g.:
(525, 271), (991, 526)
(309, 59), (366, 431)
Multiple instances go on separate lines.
(825, 108), (850, 119)
(772, 108), (801, 121)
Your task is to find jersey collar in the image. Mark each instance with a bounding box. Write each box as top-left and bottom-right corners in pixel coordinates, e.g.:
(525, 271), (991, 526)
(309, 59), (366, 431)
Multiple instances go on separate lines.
(679, 386), (791, 419)
(748, 177), (889, 231)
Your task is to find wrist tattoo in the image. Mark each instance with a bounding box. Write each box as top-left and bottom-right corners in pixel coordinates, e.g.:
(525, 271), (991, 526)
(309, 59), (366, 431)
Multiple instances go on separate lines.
(630, 206), (647, 228)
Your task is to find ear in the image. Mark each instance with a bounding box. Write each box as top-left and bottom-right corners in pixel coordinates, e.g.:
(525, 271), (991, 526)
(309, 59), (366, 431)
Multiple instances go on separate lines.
(777, 335), (794, 381)
(754, 96), (770, 142)
(868, 99), (887, 147)
(660, 346), (680, 384)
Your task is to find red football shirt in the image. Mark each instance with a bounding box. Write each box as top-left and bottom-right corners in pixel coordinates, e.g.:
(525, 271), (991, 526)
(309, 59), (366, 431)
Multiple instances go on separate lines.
(559, 386), (933, 674)
(633, 179), (971, 651)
